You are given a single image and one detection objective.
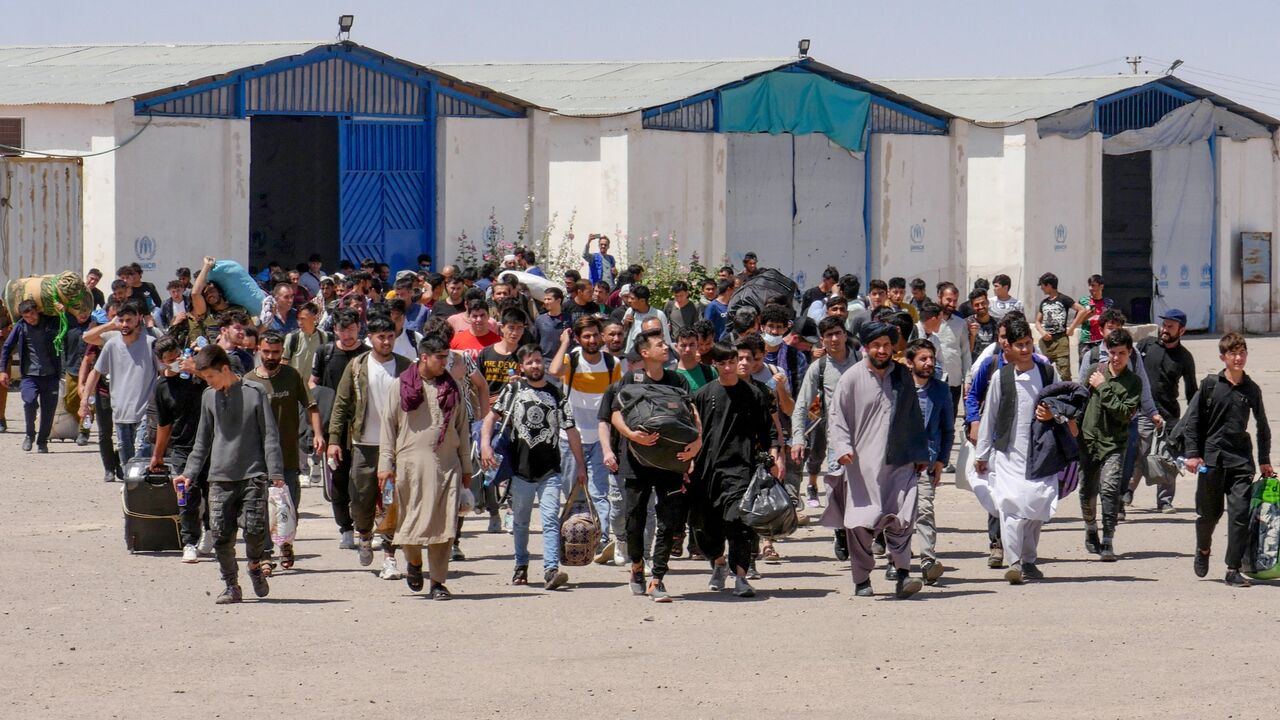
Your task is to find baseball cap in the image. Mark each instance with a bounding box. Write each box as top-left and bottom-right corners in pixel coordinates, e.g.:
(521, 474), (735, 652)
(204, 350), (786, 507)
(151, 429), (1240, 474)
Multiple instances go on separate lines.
(794, 317), (821, 345)
(1158, 309), (1187, 327)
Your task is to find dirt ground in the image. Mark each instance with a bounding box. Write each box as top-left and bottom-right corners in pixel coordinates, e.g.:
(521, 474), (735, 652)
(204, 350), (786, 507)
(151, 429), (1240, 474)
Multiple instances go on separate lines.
(2, 334), (1278, 719)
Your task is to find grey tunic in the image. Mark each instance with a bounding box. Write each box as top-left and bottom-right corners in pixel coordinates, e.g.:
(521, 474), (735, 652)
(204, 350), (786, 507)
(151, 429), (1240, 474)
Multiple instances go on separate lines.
(820, 362), (919, 531)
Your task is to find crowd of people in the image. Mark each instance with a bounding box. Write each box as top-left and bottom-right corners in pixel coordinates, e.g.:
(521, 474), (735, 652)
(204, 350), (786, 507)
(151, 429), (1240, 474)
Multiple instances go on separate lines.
(0, 239), (1271, 604)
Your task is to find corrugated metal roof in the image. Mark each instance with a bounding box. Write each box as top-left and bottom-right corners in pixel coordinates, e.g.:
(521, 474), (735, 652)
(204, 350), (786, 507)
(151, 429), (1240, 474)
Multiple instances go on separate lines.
(872, 76), (1155, 124)
(0, 42), (323, 105)
(431, 59), (795, 116)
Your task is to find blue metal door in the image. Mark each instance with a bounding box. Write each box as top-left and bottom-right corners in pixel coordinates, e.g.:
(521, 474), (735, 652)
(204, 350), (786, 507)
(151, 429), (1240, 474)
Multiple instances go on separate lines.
(338, 119), (433, 270)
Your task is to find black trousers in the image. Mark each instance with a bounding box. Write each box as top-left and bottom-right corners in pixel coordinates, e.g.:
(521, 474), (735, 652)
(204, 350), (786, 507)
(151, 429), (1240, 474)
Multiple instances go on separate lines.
(330, 449), (354, 533)
(94, 396), (119, 475)
(169, 449), (210, 547)
(692, 500), (753, 575)
(1195, 466), (1253, 569)
(624, 474), (684, 578)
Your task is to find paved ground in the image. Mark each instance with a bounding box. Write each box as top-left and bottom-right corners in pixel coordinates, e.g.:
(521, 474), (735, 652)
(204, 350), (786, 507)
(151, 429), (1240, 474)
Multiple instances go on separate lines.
(2, 335), (1278, 719)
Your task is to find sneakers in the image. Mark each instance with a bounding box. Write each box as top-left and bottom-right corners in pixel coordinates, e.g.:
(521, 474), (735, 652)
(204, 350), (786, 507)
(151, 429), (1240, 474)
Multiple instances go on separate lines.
(1022, 563), (1044, 581)
(834, 531), (849, 562)
(1099, 542), (1117, 562)
(1005, 563), (1024, 585)
(357, 537), (374, 567)
(22, 435), (33, 452)
(248, 566), (270, 598)
(709, 563), (729, 591)
(648, 579), (672, 603)
(103, 471), (116, 483)
(338, 530), (356, 550)
(182, 545), (199, 563)
(1194, 549), (1210, 578)
(921, 558), (945, 585)
(746, 560), (762, 580)
(486, 513), (503, 534)
(197, 532), (215, 556)
(613, 540), (629, 566)
(629, 568), (647, 596)
(429, 582), (453, 600)
(594, 538), (615, 565)
(988, 542), (1004, 569)
(215, 584), (243, 604)
(732, 576), (756, 598)
(806, 485), (820, 507)
(76, 431), (89, 447)
(379, 556), (404, 580)
(1084, 528), (1101, 555)
(853, 580), (874, 598)
(544, 567), (568, 590)
(36, 444), (48, 454)
(451, 543), (466, 562)
(894, 570), (923, 599)
(1224, 569), (1253, 588)
(1159, 502), (1176, 514)
(405, 562), (424, 592)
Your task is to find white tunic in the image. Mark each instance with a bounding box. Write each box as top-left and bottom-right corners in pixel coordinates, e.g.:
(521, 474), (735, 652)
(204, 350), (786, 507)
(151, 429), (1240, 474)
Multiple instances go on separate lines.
(974, 365), (1059, 522)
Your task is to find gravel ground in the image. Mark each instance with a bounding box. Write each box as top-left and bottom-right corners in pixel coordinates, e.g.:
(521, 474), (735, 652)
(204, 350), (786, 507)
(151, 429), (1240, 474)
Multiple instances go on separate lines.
(2, 335), (1277, 719)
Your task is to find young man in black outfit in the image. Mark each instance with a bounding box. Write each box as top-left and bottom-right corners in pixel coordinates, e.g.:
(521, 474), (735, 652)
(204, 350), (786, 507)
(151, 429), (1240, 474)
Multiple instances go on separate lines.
(1183, 332), (1272, 587)
(149, 336), (209, 563)
(600, 328), (702, 602)
(310, 309), (370, 549)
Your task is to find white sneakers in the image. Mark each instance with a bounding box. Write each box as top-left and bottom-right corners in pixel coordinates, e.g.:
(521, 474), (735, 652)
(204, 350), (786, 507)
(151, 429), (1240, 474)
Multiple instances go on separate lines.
(182, 545), (199, 563)
(197, 533), (215, 556)
(338, 530), (356, 549)
(379, 556), (404, 580)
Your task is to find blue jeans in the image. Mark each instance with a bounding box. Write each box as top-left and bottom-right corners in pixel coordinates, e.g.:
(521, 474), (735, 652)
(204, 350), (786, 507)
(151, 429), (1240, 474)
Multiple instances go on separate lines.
(510, 472), (563, 571)
(115, 422), (141, 466)
(559, 437), (611, 538)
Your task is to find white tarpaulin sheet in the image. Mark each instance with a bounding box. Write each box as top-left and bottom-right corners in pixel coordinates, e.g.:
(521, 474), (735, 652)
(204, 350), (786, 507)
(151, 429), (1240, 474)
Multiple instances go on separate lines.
(726, 133), (866, 290)
(1104, 100), (1220, 330)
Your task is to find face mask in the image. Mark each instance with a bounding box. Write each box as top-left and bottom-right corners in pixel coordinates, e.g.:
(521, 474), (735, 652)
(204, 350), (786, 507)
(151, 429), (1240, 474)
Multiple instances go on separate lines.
(761, 333), (784, 347)
(166, 361), (183, 373)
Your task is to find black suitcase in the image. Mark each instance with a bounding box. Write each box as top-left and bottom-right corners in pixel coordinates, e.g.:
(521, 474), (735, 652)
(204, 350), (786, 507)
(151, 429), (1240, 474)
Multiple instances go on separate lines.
(121, 459), (182, 553)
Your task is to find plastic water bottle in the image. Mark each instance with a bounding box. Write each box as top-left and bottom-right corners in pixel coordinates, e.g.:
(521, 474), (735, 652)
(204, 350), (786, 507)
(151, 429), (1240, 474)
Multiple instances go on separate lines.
(179, 347), (192, 379)
(382, 477), (395, 506)
(1176, 457), (1209, 474)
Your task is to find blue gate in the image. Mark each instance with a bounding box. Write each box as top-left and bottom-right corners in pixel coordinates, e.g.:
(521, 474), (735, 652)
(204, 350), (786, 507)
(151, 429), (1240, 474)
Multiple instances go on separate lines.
(339, 119), (433, 270)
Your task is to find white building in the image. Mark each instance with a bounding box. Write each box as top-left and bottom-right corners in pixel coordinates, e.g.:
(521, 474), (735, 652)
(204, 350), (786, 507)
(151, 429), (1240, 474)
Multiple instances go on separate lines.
(878, 75), (1280, 332)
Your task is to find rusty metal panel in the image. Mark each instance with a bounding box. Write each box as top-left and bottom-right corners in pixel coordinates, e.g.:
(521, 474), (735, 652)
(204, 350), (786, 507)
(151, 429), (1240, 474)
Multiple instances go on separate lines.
(0, 157), (83, 290)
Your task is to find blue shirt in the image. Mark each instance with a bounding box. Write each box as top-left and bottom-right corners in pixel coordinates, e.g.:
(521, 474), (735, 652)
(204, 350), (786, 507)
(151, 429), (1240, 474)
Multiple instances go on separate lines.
(404, 303), (430, 334)
(916, 378), (956, 464)
(583, 252), (616, 286)
(265, 309), (299, 334)
(704, 300), (729, 340)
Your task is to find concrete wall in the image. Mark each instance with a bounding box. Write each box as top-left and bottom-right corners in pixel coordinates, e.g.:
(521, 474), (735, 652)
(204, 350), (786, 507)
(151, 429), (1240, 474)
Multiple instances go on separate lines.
(960, 122), (1030, 293)
(436, 116), (531, 267)
(0, 103), (117, 276)
(871, 132), (957, 288)
(111, 103), (249, 281)
(1216, 135), (1280, 333)
(1024, 128), (1103, 307)
(627, 129), (726, 270)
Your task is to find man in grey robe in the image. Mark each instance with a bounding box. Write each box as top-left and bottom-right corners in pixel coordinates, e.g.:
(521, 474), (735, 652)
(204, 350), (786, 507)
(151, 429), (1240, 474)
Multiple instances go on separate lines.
(821, 322), (932, 599)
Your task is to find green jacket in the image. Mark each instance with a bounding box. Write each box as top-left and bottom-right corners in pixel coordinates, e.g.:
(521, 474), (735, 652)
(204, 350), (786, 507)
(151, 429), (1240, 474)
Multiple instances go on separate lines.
(1081, 362), (1142, 461)
(328, 353), (412, 449)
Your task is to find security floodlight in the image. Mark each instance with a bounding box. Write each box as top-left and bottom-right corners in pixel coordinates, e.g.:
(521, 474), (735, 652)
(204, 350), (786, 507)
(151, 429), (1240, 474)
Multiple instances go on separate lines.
(1166, 59), (1184, 75)
(798, 38), (811, 57)
(338, 14), (355, 37)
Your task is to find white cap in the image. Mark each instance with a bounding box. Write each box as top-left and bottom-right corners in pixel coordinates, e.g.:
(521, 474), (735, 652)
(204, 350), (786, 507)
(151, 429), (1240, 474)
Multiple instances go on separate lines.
(619, 284), (632, 295)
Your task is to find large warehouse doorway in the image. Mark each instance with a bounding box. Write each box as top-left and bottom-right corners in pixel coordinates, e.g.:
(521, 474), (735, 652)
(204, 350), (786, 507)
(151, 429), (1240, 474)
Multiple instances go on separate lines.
(1101, 151), (1153, 323)
(249, 116), (340, 274)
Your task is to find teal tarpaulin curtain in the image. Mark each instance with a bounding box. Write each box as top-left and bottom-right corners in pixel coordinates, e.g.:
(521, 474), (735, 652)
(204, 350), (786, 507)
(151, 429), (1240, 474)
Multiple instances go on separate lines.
(720, 71), (872, 152)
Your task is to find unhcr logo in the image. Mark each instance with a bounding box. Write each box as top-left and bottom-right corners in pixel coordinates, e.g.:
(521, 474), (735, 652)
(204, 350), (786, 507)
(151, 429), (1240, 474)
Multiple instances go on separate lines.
(1178, 263), (1191, 288)
(1054, 224), (1068, 252)
(1158, 264), (1169, 288)
(909, 224), (925, 253)
(134, 235), (158, 271)
(1200, 262), (1213, 288)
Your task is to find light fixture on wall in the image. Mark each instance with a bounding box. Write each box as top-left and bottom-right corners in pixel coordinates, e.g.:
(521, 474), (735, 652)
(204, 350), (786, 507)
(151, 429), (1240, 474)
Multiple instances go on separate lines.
(338, 14), (355, 40)
(798, 38), (811, 58)
(1165, 59), (1184, 75)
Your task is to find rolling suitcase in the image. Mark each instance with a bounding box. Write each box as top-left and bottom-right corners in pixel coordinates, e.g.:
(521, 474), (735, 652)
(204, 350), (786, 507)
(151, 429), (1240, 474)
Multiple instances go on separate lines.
(121, 458), (182, 553)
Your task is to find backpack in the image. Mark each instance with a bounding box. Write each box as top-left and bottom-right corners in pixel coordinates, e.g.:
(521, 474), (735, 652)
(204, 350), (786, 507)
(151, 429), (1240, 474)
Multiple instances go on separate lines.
(616, 381), (698, 473)
(286, 328), (330, 361)
(1166, 374), (1219, 460)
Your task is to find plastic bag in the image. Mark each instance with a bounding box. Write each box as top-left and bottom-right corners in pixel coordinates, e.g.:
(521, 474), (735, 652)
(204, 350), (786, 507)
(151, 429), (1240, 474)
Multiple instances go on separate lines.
(738, 462), (798, 539)
(1244, 475), (1280, 580)
(268, 484), (297, 546)
(458, 486), (475, 516)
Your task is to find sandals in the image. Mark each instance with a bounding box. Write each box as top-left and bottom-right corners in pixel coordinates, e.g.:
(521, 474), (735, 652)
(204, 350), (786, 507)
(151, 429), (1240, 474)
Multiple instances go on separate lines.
(511, 565), (529, 585)
(280, 543), (295, 570)
(405, 562), (424, 592)
(761, 545), (782, 563)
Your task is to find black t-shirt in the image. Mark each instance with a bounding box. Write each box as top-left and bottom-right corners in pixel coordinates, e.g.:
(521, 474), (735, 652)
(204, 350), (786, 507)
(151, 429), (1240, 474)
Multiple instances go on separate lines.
(479, 345), (519, 395)
(313, 342), (371, 390)
(432, 300), (466, 321)
(800, 286), (827, 316)
(1038, 293), (1073, 338)
(690, 380), (773, 503)
(493, 380), (574, 480)
(90, 287), (106, 310)
(600, 368), (691, 482)
(970, 316), (998, 359)
(153, 374), (205, 454)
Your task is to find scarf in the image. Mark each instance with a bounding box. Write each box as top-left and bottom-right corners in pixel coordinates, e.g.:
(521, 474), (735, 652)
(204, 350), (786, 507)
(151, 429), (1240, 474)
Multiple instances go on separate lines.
(400, 362), (461, 446)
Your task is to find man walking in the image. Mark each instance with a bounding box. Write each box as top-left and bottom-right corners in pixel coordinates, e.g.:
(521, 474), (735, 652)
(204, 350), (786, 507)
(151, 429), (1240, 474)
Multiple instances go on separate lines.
(0, 300), (62, 452)
(149, 336), (212, 563)
(1080, 329), (1142, 561)
(1127, 309), (1197, 513)
(1034, 273), (1080, 382)
(903, 339), (954, 585)
(78, 301), (159, 464)
(310, 309), (370, 549)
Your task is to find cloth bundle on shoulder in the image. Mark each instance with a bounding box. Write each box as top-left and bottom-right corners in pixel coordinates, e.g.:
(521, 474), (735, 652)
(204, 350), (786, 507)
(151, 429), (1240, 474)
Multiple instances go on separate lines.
(206, 260), (267, 314)
(727, 268), (797, 317)
(616, 383), (698, 473)
(5, 272), (92, 317)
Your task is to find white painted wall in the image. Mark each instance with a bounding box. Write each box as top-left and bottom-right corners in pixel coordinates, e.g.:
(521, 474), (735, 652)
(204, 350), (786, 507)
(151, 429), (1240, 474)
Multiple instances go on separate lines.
(0, 102), (117, 276)
(1024, 128), (1102, 307)
(1216, 135), (1280, 333)
(626, 128), (726, 269)
(111, 105), (249, 281)
(960, 122), (1030, 294)
(436, 117), (530, 267)
(871, 132), (956, 288)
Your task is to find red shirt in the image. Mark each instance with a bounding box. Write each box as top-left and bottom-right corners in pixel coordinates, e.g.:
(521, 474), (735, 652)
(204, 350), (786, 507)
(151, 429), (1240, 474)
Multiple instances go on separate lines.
(450, 329), (500, 361)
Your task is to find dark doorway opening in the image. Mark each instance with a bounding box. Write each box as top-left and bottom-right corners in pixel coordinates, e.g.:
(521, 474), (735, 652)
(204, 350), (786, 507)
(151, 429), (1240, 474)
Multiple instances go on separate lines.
(249, 116), (339, 275)
(1101, 152), (1153, 323)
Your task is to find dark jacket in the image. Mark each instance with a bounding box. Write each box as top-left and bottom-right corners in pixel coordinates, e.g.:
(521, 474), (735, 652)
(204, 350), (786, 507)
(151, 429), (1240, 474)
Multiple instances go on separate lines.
(0, 314), (62, 377)
(1028, 381), (1091, 478)
(991, 362), (1057, 454)
(886, 362), (932, 466)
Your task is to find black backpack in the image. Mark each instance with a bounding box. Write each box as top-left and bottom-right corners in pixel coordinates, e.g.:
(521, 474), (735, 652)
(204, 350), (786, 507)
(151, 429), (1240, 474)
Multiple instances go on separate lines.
(616, 381), (699, 473)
